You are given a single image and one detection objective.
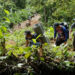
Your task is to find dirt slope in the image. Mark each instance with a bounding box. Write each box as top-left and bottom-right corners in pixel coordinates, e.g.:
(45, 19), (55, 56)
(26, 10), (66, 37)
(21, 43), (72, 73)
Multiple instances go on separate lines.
(13, 14), (41, 30)
(6, 14), (41, 46)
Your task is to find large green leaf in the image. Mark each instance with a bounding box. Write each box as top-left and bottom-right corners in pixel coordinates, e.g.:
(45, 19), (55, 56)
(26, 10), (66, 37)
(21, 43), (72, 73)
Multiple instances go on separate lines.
(32, 39), (36, 43)
(25, 52), (31, 59)
(3, 17), (10, 23)
(24, 47), (32, 52)
(0, 29), (3, 38)
(4, 9), (10, 15)
(1, 26), (7, 33)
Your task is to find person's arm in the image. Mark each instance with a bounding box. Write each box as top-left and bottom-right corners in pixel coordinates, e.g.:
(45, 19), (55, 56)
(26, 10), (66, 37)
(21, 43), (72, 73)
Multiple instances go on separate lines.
(54, 28), (57, 40)
(53, 24), (57, 41)
(26, 40), (29, 47)
(69, 28), (72, 40)
(71, 24), (73, 30)
(69, 24), (74, 39)
(63, 28), (68, 42)
(70, 24), (73, 33)
(25, 37), (29, 47)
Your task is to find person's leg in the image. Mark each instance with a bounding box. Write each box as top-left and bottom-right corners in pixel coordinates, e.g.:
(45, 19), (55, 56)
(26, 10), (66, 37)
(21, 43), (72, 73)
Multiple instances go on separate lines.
(68, 30), (69, 39)
(29, 41), (43, 56)
(26, 40), (29, 47)
(38, 45), (43, 57)
(56, 38), (61, 46)
(56, 38), (65, 46)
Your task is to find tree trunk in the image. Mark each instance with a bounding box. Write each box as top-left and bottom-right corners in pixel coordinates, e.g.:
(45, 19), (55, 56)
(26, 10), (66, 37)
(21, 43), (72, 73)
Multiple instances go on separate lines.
(1, 38), (7, 56)
(44, 7), (47, 23)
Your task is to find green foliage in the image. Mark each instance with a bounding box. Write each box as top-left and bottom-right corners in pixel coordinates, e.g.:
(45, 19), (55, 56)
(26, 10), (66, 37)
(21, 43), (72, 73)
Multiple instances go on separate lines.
(1, 0), (75, 73)
(0, 29), (3, 39)
(14, 0), (26, 9)
(40, 57), (45, 61)
(45, 27), (54, 39)
(25, 52), (31, 59)
(4, 9), (10, 15)
(28, 0), (75, 25)
(0, 8), (9, 55)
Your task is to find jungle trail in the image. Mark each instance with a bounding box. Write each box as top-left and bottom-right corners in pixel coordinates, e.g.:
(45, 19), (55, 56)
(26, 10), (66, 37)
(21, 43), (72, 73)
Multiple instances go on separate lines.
(0, 14), (75, 75)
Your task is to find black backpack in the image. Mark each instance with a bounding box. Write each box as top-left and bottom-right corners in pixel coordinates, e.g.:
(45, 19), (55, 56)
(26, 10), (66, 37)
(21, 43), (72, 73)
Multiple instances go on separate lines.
(60, 22), (69, 39)
(60, 22), (69, 30)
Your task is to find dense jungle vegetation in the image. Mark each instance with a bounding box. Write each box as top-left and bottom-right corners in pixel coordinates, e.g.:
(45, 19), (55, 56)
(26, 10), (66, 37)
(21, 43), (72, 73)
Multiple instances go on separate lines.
(0, 0), (75, 75)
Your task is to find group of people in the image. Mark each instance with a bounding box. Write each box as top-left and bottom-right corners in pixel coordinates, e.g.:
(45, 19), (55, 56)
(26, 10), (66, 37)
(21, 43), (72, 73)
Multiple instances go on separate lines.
(53, 19), (75, 51)
(25, 19), (75, 57)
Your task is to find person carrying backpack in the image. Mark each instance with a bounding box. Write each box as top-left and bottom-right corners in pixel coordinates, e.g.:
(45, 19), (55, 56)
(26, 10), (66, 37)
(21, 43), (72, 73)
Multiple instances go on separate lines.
(25, 31), (43, 57)
(60, 22), (69, 38)
(53, 23), (68, 46)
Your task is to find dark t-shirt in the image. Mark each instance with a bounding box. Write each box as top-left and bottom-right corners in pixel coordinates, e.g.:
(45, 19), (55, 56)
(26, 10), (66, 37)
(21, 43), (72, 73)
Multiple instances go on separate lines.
(26, 33), (42, 46)
(26, 33), (38, 40)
